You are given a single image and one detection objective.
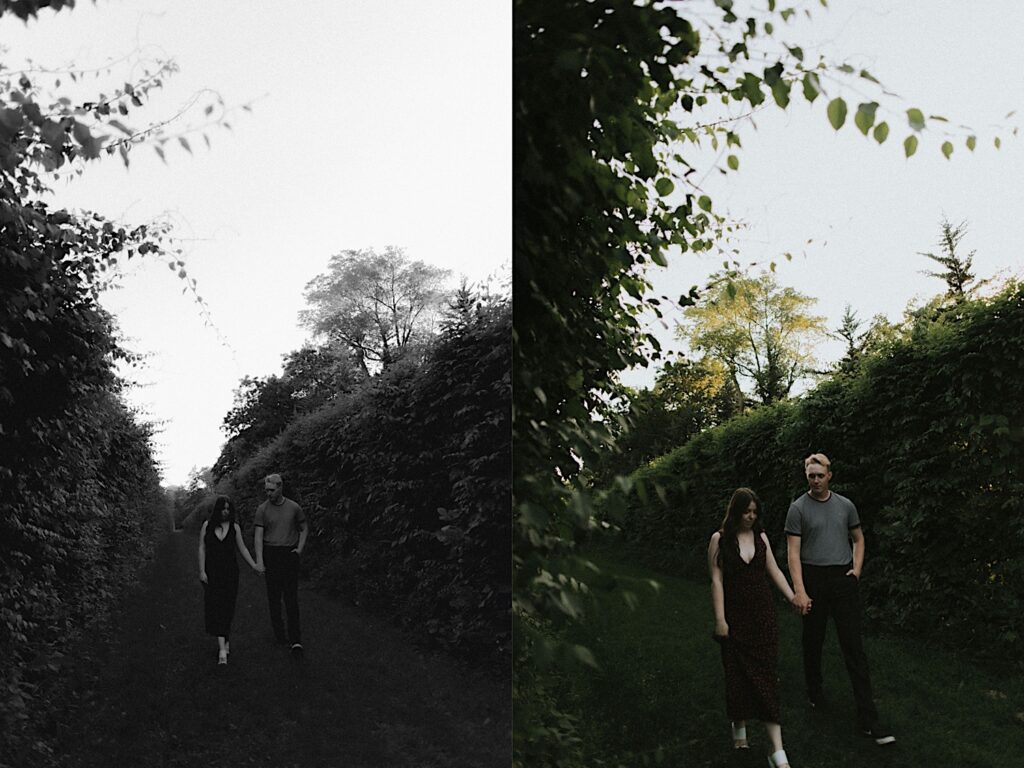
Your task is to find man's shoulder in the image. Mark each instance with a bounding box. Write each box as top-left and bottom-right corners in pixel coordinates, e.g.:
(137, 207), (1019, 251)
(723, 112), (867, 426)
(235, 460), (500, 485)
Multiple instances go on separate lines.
(282, 497), (302, 511)
(788, 493), (810, 512)
(830, 491), (856, 509)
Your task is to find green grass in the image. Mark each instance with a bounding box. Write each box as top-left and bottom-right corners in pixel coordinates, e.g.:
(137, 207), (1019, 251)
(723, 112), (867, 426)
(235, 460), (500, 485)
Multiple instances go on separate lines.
(557, 545), (1024, 768)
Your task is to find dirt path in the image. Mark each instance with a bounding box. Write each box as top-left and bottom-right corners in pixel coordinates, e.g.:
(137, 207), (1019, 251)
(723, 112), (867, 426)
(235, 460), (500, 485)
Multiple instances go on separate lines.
(40, 529), (509, 768)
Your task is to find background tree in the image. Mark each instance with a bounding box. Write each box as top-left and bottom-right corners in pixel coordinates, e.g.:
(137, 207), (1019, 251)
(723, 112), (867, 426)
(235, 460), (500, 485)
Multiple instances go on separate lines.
(300, 246), (451, 375)
(212, 345), (364, 479)
(833, 303), (865, 374)
(281, 342), (365, 412)
(439, 277), (480, 337)
(919, 217), (977, 300)
(680, 272), (828, 406)
(588, 356), (739, 484)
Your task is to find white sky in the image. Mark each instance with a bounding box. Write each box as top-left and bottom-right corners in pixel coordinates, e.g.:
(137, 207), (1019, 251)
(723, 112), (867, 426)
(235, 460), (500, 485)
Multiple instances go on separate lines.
(622, 0), (1024, 389)
(1, 0), (510, 485)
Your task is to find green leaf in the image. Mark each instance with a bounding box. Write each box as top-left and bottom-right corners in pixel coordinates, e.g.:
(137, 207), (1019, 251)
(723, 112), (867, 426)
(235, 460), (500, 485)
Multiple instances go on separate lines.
(698, 195), (712, 212)
(739, 73), (765, 107)
(854, 102), (878, 136)
(995, 136), (1002, 149)
(765, 21), (774, 34)
(770, 79), (791, 108)
(787, 46), (804, 61)
(655, 177), (675, 196)
(859, 69), (880, 84)
(726, 154), (739, 171)
(904, 134), (918, 158)
(966, 135), (976, 152)
(826, 97), (847, 130)
(906, 108), (926, 131)
(941, 141), (953, 160)
(763, 62), (783, 86)
(872, 121), (889, 144)
(802, 72), (821, 103)
(571, 644), (599, 669)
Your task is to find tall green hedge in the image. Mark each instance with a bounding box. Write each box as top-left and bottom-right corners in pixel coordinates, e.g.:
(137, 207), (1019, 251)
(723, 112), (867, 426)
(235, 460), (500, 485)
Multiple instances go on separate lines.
(616, 285), (1024, 665)
(221, 303), (511, 662)
(1, 290), (164, 760)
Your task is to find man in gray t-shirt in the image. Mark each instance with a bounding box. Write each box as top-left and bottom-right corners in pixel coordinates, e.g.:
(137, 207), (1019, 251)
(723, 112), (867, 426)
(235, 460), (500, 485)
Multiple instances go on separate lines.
(785, 453), (895, 746)
(254, 472), (308, 657)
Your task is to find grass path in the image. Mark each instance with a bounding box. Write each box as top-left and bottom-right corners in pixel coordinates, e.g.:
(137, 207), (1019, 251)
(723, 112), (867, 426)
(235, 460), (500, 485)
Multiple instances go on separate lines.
(35, 528), (508, 768)
(560, 546), (1024, 768)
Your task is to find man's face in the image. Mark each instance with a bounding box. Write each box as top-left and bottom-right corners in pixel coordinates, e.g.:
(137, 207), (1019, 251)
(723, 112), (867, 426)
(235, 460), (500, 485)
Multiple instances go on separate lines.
(805, 463), (831, 495)
(265, 480), (283, 502)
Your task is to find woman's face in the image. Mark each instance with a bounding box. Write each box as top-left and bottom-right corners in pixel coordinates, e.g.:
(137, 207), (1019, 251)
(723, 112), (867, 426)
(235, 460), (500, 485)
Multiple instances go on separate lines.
(218, 504), (231, 522)
(740, 500), (758, 529)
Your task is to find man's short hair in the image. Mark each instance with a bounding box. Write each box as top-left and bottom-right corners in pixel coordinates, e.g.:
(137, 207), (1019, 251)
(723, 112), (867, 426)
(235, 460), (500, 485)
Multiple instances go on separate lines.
(804, 453), (831, 470)
(264, 473), (282, 485)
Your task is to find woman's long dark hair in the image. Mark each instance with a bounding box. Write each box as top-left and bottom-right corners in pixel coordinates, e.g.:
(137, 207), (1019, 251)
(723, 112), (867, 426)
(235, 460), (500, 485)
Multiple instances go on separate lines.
(716, 487), (763, 572)
(205, 495), (236, 543)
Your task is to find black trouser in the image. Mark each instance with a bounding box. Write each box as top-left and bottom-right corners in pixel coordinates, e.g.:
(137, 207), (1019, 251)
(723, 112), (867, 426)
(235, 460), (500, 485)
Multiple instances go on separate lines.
(264, 546), (301, 644)
(801, 563), (877, 726)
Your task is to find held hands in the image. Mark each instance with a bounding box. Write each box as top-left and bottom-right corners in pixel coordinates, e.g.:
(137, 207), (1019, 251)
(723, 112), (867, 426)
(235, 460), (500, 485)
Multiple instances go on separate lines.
(253, 562), (265, 575)
(846, 567), (860, 580)
(199, 571), (208, 584)
(714, 619), (729, 639)
(790, 591), (813, 615)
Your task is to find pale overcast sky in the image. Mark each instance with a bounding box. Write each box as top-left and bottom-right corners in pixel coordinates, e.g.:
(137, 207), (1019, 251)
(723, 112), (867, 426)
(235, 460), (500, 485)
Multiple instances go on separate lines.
(623, 0), (1024, 389)
(1, 0), (510, 485)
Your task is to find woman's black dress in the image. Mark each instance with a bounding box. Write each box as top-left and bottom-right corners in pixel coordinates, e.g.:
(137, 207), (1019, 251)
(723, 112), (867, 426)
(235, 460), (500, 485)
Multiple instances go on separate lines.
(203, 523), (239, 637)
(718, 532), (780, 723)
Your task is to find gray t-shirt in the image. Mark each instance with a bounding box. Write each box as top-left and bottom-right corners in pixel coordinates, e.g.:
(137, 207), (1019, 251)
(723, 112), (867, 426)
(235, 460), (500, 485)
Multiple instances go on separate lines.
(254, 497), (306, 547)
(784, 491), (861, 566)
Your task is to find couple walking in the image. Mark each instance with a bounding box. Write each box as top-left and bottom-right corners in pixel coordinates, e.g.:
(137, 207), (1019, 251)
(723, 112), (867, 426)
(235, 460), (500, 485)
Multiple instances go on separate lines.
(708, 453), (895, 768)
(198, 473), (308, 665)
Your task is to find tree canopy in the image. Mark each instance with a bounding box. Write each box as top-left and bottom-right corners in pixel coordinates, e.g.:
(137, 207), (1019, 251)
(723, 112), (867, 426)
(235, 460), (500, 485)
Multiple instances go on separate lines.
(300, 247), (451, 376)
(679, 271), (827, 406)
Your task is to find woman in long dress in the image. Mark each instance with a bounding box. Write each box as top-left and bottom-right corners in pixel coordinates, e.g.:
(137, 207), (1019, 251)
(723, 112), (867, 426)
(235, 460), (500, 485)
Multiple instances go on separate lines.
(199, 495), (262, 664)
(708, 487), (805, 768)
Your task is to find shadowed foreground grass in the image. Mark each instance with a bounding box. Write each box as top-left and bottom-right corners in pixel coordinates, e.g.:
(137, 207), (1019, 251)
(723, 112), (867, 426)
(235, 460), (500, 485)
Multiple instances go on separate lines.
(28, 529), (508, 768)
(558, 546), (1024, 768)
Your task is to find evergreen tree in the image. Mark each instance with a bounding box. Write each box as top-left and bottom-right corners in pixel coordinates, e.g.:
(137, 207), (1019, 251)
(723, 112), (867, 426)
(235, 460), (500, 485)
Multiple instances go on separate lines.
(919, 218), (977, 299)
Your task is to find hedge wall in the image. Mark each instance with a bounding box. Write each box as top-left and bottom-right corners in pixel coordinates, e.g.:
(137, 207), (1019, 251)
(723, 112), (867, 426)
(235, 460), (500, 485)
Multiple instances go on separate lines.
(1, 295), (164, 762)
(220, 303), (511, 663)
(616, 286), (1024, 665)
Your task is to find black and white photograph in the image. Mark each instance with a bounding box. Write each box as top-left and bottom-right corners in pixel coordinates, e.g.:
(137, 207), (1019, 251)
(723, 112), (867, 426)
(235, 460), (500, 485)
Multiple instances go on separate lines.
(0, 2), (509, 766)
